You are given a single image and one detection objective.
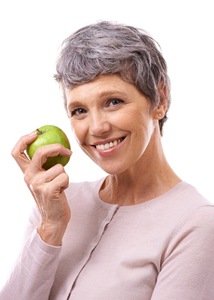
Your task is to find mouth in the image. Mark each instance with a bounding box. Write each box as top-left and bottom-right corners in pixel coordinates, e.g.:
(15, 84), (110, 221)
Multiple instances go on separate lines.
(92, 137), (125, 150)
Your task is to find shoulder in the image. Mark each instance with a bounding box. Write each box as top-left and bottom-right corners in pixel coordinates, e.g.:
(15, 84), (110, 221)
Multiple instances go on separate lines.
(167, 204), (214, 256)
(148, 181), (214, 249)
(183, 204), (214, 233)
(169, 181), (211, 205)
(168, 181), (214, 232)
(64, 177), (106, 207)
(175, 182), (214, 227)
(157, 181), (213, 220)
(65, 177), (105, 196)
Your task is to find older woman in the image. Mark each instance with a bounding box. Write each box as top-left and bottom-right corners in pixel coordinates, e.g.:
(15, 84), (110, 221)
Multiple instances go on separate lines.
(1, 21), (214, 300)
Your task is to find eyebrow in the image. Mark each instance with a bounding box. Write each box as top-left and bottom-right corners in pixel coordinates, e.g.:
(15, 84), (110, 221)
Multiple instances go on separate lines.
(67, 88), (125, 109)
(67, 101), (84, 110)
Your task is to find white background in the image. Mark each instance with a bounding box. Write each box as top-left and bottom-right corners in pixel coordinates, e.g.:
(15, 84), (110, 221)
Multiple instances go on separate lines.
(0, 0), (213, 288)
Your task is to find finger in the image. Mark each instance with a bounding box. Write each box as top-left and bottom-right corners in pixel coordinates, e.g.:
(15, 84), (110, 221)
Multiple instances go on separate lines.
(29, 172), (69, 218)
(26, 163), (68, 201)
(52, 172), (69, 192)
(31, 144), (72, 171)
(42, 163), (68, 183)
(29, 165), (69, 194)
(11, 131), (38, 173)
(42, 173), (69, 196)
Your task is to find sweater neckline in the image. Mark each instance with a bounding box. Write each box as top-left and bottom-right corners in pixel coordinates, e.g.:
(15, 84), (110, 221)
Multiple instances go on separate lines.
(92, 177), (188, 212)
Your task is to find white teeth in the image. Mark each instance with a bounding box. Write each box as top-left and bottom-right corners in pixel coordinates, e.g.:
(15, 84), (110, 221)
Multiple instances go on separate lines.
(96, 139), (122, 150)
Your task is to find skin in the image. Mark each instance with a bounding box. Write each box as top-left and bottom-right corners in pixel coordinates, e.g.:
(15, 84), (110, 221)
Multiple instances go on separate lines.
(66, 75), (180, 206)
(11, 74), (180, 246)
(11, 136), (72, 246)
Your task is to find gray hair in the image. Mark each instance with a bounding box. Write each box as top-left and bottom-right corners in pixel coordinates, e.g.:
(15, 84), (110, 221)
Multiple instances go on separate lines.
(54, 21), (171, 134)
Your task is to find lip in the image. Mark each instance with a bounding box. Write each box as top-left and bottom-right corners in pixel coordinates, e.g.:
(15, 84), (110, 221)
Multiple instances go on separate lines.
(90, 136), (126, 157)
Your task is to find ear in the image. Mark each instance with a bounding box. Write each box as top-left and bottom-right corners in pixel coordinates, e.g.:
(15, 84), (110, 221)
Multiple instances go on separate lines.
(153, 82), (168, 120)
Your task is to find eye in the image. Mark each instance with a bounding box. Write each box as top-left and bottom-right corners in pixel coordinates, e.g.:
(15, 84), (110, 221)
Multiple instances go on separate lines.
(70, 107), (87, 117)
(107, 98), (124, 107)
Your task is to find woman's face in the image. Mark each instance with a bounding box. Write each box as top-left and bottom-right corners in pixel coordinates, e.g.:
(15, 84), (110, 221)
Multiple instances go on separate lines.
(65, 75), (161, 175)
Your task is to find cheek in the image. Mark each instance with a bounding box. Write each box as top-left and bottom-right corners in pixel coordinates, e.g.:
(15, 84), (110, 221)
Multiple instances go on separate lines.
(129, 108), (151, 128)
(70, 120), (86, 145)
(133, 111), (156, 142)
(110, 108), (138, 128)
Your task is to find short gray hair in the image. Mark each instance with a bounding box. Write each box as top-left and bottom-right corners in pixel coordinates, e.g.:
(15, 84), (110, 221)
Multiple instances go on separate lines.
(54, 21), (171, 134)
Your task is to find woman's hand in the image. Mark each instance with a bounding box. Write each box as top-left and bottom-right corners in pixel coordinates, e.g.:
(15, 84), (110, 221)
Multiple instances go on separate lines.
(11, 131), (72, 246)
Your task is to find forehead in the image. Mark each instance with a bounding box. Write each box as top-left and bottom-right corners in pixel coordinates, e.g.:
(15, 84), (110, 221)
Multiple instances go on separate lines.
(65, 74), (135, 103)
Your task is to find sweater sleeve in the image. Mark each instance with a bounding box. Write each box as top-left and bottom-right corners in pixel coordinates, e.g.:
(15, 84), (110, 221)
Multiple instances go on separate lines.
(0, 211), (61, 300)
(151, 205), (214, 300)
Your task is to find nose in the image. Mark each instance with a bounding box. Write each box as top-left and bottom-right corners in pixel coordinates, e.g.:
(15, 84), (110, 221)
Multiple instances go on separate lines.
(89, 111), (111, 136)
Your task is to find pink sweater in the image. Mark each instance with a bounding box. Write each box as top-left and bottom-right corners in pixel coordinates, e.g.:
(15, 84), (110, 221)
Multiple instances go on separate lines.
(1, 179), (214, 300)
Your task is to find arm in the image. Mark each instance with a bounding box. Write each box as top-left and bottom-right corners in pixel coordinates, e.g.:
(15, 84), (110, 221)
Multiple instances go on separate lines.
(0, 131), (72, 300)
(0, 230), (61, 300)
(11, 131), (72, 246)
(32, 152), (71, 247)
(151, 206), (214, 300)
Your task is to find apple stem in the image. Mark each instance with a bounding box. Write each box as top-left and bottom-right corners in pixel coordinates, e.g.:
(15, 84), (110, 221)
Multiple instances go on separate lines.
(36, 129), (43, 135)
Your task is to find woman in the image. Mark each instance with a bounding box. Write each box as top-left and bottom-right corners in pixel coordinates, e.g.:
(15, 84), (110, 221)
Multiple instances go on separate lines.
(1, 21), (214, 300)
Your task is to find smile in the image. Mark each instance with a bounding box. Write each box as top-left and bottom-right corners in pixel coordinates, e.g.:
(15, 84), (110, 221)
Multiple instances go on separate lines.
(95, 138), (124, 150)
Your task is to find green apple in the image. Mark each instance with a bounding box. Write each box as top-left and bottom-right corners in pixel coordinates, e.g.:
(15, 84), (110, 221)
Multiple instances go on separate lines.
(26, 125), (71, 170)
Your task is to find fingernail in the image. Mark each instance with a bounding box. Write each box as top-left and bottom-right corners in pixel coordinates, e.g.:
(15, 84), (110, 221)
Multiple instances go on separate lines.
(65, 149), (72, 155)
(29, 131), (38, 136)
